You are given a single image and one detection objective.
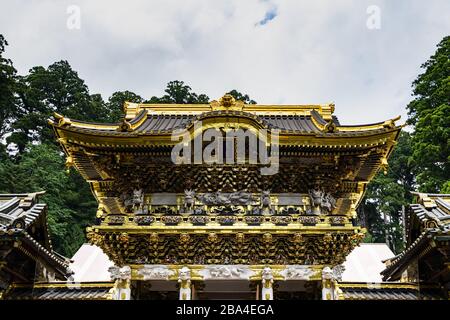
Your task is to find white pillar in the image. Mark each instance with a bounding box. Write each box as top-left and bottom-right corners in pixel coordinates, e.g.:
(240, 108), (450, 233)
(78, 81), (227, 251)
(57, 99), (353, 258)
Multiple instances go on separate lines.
(109, 266), (131, 300)
(321, 266), (337, 300)
(178, 267), (192, 300)
(261, 267), (274, 300)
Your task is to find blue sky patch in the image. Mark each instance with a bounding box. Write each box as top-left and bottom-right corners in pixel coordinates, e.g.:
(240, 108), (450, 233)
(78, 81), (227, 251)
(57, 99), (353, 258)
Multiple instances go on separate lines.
(257, 8), (277, 26)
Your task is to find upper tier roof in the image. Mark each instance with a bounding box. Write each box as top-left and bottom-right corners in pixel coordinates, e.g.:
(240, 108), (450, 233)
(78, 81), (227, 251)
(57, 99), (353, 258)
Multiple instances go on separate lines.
(49, 94), (402, 139)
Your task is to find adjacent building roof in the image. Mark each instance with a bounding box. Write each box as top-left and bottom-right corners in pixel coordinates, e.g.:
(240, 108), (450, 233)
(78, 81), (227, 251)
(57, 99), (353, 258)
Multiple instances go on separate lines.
(3, 282), (113, 300)
(381, 193), (450, 281)
(0, 193), (72, 279)
(337, 283), (444, 300)
(0, 192), (47, 231)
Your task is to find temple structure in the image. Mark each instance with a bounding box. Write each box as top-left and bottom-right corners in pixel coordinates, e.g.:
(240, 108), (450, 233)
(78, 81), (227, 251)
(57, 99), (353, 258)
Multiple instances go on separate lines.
(382, 193), (450, 291)
(0, 192), (113, 300)
(0, 192), (71, 288)
(2, 94), (445, 300)
(46, 94), (402, 299)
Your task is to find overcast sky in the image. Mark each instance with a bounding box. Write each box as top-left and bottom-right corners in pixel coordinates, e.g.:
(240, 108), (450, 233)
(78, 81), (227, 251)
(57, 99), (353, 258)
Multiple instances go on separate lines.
(0, 0), (449, 124)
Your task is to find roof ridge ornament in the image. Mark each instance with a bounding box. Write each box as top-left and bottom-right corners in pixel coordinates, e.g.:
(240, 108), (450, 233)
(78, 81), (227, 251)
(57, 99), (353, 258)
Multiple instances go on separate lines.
(53, 112), (72, 127)
(323, 119), (338, 133)
(117, 118), (133, 132)
(383, 116), (401, 129)
(210, 94), (244, 111)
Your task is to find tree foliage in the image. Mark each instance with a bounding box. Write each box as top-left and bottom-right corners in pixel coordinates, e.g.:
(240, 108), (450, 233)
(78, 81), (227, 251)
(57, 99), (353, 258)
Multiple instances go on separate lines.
(0, 143), (95, 256)
(147, 80), (209, 104)
(407, 36), (450, 192)
(107, 90), (143, 122)
(360, 132), (414, 252)
(0, 35), (18, 140)
(361, 36), (449, 253)
(227, 89), (257, 104)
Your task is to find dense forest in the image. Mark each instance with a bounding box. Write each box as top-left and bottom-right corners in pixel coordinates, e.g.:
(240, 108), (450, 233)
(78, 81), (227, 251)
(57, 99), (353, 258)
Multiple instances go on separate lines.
(0, 34), (448, 256)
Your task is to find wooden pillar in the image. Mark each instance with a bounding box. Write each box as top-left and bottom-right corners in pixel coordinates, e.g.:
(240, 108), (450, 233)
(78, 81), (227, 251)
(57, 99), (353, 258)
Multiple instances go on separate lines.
(256, 283), (260, 300)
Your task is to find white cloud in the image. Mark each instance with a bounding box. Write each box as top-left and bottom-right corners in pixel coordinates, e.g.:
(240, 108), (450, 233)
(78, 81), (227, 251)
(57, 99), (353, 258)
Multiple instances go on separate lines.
(0, 0), (449, 124)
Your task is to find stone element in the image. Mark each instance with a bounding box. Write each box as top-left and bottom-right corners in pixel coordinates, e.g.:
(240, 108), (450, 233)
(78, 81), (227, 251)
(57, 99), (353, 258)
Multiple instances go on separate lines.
(138, 265), (175, 280)
(109, 266), (131, 300)
(280, 265), (316, 280)
(178, 267), (191, 300)
(261, 267), (274, 300)
(199, 265), (255, 280)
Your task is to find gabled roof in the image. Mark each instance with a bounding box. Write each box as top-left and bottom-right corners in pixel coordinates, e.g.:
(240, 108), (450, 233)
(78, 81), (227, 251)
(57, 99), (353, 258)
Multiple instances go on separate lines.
(381, 193), (450, 281)
(337, 282), (445, 300)
(0, 193), (72, 279)
(49, 95), (402, 143)
(0, 192), (46, 231)
(409, 193), (450, 227)
(3, 282), (113, 300)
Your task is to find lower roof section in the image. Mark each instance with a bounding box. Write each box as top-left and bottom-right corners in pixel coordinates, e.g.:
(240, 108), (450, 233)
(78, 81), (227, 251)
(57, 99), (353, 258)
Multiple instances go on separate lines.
(3, 282), (114, 300)
(337, 282), (446, 300)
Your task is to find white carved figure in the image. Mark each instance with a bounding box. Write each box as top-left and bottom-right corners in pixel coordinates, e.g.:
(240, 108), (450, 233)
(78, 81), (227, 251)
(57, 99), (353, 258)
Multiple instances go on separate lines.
(308, 188), (323, 215)
(322, 193), (337, 213)
(209, 266), (243, 278)
(199, 265), (255, 280)
(321, 266), (337, 300)
(282, 265), (315, 280)
(261, 190), (271, 207)
(308, 188), (337, 214)
(332, 264), (345, 282)
(178, 267), (191, 300)
(261, 267), (274, 300)
(133, 189), (144, 212)
(184, 189), (195, 212)
(138, 265), (175, 280)
(109, 266), (131, 300)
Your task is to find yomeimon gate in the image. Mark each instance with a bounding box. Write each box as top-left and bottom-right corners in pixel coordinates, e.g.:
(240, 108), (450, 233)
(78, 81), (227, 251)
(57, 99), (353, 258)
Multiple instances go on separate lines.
(47, 94), (402, 300)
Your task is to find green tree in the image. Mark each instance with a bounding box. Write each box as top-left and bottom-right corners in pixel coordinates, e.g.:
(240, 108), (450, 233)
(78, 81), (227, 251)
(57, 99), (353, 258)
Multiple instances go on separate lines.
(227, 89), (257, 104)
(107, 90), (143, 122)
(0, 143), (95, 256)
(8, 60), (110, 151)
(407, 36), (450, 192)
(359, 132), (414, 253)
(146, 80), (209, 104)
(0, 34), (19, 140)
